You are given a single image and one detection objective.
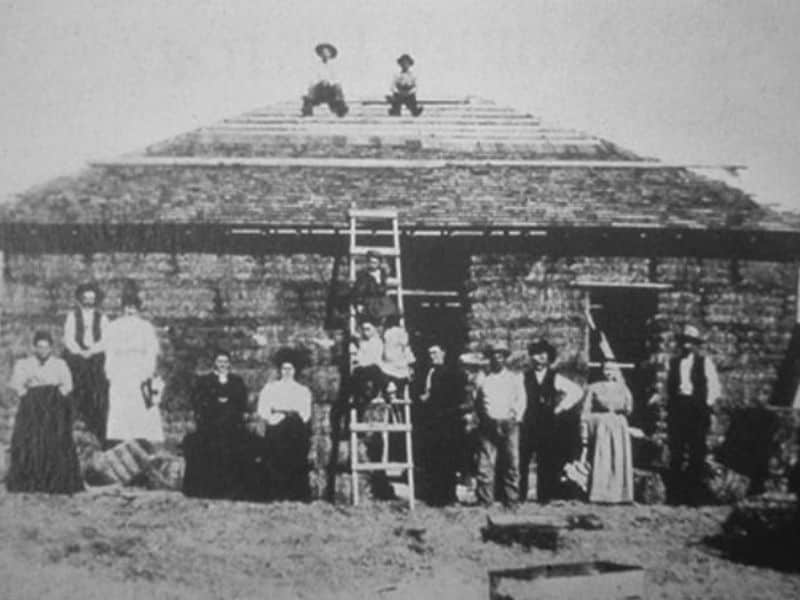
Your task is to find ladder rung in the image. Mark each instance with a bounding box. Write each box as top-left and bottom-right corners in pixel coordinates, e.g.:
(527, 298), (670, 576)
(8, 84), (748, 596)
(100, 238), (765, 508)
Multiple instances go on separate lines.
(350, 246), (399, 257)
(352, 462), (411, 471)
(349, 209), (399, 219)
(350, 423), (411, 432)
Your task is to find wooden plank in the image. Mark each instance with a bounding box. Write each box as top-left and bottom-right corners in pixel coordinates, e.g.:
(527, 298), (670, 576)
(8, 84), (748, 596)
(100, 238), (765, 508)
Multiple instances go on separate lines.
(571, 281), (673, 289)
(93, 155), (746, 171)
(349, 423), (411, 433)
(352, 461), (412, 471)
(489, 562), (645, 600)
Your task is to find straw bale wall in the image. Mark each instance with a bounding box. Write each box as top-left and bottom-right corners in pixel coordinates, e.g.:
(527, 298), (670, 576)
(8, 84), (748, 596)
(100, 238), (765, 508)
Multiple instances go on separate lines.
(467, 254), (800, 489)
(0, 251), (347, 499)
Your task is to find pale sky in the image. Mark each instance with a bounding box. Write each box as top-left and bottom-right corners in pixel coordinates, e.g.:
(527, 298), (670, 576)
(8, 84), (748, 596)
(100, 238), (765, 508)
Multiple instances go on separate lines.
(1, 0), (799, 212)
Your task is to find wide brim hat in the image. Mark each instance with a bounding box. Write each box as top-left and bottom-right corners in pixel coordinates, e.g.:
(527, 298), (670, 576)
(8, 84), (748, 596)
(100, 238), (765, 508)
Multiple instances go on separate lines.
(677, 324), (704, 344)
(315, 42), (338, 59)
(397, 53), (414, 67)
(459, 352), (489, 368)
(484, 340), (511, 357)
(74, 281), (104, 303)
(527, 338), (557, 363)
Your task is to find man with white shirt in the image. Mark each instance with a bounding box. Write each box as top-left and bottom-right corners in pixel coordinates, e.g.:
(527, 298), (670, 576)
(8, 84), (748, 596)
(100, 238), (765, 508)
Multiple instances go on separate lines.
(63, 282), (110, 443)
(301, 42), (349, 118)
(666, 324), (722, 505)
(521, 338), (584, 503)
(474, 341), (526, 506)
(386, 53), (423, 117)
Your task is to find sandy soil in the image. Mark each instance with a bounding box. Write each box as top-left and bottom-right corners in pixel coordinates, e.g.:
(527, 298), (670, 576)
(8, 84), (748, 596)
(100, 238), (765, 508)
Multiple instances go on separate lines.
(1, 489), (798, 600)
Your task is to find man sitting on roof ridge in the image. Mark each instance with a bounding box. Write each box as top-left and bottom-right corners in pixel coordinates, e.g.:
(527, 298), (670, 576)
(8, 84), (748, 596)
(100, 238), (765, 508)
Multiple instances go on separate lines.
(386, 53), (423, 117)
(301, 42), (349, 118)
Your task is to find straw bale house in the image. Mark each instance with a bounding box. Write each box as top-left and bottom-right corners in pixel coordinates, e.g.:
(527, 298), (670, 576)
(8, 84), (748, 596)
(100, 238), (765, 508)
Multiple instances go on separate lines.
(2, 97), (799, 498)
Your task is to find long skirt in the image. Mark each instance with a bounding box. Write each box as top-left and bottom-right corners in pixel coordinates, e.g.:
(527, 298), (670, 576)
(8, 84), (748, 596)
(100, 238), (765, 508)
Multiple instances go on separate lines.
(107, 373), (164, 443)
(182, 427), (246, 500)
(585, 413), (634, 503)
(261, 415), (311, 502)
(6, 386), (84, 494)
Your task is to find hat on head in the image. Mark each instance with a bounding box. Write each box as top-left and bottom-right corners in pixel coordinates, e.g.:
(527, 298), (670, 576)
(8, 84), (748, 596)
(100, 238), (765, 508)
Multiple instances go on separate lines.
(459, 352), (489, 368)
(75, 281), (104, 303)
(484, 340), (510, 357)
(527, 338), (557, 363)
(397, 53), (414, 67)
(315, 42), (338, 59)
(677, 324), (704, 344)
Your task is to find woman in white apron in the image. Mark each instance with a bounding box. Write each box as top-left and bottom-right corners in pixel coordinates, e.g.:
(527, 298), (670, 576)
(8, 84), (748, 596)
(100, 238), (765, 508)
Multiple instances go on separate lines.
(104, 287), (164, 444)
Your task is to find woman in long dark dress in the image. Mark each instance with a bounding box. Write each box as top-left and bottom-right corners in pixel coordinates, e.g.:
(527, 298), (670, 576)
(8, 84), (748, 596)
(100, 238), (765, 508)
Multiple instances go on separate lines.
(182, 349), (249, 499)
(255, 347), (313, 501)
(7, 331), (84, 494)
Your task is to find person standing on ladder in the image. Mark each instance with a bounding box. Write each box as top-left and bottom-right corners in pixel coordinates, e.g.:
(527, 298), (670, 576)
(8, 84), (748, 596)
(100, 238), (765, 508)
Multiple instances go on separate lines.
(350, 250), (399, 324)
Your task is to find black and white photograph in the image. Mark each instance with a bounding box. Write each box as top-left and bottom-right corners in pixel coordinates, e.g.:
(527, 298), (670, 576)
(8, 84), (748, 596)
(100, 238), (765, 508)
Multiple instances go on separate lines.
(1, 1), (799, 598)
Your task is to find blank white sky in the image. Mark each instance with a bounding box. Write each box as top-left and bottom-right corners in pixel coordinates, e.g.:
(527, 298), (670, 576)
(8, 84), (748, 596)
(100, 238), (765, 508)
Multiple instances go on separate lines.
(1, 0), (798, 211)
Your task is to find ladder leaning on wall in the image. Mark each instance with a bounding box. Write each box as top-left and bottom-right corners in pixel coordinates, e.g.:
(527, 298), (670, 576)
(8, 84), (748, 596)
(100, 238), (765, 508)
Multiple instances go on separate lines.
(347, 208), (415, 509)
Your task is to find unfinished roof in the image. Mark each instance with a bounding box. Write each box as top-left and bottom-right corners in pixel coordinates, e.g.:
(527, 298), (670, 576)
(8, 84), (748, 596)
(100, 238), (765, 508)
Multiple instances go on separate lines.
(1, 98), (796, 244)
(143, 97), (639, 161)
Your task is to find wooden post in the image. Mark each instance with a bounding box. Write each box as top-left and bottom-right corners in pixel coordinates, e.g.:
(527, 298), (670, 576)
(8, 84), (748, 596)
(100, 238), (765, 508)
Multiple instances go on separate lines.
(796, 264), (800, 324)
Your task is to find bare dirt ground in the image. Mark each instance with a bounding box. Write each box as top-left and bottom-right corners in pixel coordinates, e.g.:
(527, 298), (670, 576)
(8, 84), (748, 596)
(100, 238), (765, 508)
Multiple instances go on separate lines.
(1, 489), (798, 600)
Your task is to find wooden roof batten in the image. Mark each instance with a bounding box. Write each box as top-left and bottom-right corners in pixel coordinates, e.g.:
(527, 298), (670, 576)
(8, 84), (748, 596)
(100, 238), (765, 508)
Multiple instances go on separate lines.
(91, 155), (747, 172)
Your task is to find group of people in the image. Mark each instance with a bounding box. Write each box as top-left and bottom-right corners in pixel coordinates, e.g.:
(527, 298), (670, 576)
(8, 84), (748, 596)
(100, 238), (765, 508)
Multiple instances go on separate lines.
(5, 270), (722, 509)
(302, 42), (423, 118)
(182, 346), (312, 502)
(5, 280), (313, 501)
(7, 281), (161, 494)
(405, 323), (721, 508)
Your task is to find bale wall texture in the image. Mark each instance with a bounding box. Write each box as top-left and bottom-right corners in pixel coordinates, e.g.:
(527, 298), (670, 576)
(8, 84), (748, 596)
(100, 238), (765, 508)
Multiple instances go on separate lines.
(467, 254), (800, 489)
(2, 250), (799, 499)
(0, 251), (348, 499)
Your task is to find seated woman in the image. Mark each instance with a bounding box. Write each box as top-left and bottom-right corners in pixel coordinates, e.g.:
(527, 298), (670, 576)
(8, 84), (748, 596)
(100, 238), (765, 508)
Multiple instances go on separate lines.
(255, 347), (313, 501)
(7, 331), (84, 494)
(581, 361), (634, 503)
(182, 349), (250, 499)
(351, 317), (386, 409)
(379, 314), (415, 399)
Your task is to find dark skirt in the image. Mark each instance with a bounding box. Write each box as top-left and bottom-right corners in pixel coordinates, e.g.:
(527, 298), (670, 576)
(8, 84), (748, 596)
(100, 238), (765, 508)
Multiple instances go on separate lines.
(6, 386), (84, 494)
(252, 415), (311, 502)
(182, 427), (246, 500)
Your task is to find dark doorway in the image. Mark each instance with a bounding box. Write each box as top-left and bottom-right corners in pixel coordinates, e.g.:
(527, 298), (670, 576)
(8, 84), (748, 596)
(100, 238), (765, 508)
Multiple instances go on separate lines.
(400, 242), (470, 366)
(584, 286), (660, 433)
(587, 287), (659, 369)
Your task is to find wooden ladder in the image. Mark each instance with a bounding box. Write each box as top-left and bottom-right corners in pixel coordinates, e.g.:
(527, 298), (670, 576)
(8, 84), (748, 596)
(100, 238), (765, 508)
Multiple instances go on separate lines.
(347, 208), (415, 509)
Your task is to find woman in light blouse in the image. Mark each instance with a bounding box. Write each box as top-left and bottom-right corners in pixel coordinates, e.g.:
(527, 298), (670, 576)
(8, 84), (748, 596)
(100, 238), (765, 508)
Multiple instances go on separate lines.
(255, 347), (312, 501)
(6, 331), (83, 494)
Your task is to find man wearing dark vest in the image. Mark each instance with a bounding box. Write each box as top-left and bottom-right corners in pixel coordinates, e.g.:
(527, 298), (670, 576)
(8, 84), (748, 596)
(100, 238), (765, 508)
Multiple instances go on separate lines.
(666, 324), (721, 505)
(63, 282), (110, 443)
(521, 338), (583, 503)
